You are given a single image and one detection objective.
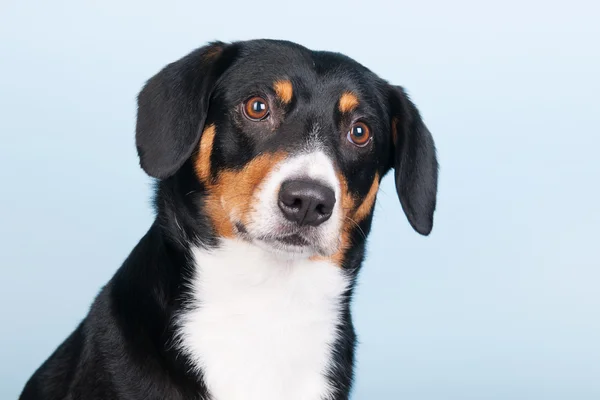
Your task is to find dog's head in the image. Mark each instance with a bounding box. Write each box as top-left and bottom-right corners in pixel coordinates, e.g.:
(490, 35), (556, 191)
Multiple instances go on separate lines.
(136, 40), (438, 263)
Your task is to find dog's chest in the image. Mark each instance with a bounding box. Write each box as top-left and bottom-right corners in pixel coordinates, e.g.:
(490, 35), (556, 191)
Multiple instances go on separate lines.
(177, 240), (348, 400)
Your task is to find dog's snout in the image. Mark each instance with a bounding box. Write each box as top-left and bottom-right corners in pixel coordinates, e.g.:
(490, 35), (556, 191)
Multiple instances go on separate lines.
(278, 180), (336, 227)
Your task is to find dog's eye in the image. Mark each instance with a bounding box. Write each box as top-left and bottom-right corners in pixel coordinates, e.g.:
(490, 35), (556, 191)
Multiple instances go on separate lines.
(243, 96), (270, 121)
(347, 122), (371, 147)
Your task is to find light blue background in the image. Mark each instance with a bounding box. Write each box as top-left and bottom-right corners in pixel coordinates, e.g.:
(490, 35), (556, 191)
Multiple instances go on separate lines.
(1, 1), (599, 398)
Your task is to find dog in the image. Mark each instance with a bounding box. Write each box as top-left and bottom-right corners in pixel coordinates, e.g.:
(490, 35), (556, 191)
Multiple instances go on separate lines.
(19, 39), (438, 400)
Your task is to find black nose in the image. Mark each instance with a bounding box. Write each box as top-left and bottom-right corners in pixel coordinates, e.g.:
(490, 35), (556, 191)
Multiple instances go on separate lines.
(278, 180), (336, 227)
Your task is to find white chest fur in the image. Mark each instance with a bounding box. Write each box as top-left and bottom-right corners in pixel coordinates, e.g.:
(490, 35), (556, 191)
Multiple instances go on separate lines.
(176, 239), (349, 400)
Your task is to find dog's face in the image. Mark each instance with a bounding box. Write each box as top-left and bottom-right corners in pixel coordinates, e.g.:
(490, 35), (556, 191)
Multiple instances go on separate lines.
(136, 40), (438, 264)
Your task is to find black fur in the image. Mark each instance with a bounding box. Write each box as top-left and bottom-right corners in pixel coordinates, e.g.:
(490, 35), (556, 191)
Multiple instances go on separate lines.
(20, 39), (438, 400)
(389, 86), (438, 235)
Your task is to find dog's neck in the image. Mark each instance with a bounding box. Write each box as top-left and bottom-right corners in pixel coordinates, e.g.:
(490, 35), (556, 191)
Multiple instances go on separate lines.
(174, 238), (351, 400)
(138, 168), (367, 399)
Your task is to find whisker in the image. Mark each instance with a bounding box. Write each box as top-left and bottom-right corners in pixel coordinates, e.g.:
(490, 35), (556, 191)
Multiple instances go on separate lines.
(344, 216), (367, 240)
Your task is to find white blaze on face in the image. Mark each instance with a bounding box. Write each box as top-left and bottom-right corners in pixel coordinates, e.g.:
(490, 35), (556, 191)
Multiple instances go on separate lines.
(246, 150), (342, 256)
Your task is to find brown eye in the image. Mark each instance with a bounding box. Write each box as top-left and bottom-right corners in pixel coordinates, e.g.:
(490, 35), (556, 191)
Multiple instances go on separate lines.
(243, 96), (269, 120)
(347, 122), (371, 147)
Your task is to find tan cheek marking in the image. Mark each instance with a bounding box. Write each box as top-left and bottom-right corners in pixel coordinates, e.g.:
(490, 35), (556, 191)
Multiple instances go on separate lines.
(311, 172), (355, 265)
(274, 80), (293, 104)
(354, 172), (380, 223)
(194, 124), (216, 182)
(202, 152), (287, 238)
(339, 92), (359, 113)
(203, 192), (235, 238)
(312, 172), (380, 266)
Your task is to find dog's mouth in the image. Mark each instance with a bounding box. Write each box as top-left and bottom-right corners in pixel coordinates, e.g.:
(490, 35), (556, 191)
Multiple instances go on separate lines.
(276, 233), (309, 247)
(234, 222), (318, 254)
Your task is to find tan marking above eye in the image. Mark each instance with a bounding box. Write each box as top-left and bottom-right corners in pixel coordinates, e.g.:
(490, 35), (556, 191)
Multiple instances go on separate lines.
(274, 80), (293, 104)
(339, 92), (359, 113)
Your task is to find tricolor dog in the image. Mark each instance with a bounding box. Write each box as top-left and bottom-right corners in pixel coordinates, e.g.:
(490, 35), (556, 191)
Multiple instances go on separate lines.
(20, 39), (438, 400)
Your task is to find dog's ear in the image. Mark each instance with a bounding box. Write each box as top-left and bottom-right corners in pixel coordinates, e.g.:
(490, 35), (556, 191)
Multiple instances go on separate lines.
(388, 85), (438, 235)
(135, 42), (235, 179)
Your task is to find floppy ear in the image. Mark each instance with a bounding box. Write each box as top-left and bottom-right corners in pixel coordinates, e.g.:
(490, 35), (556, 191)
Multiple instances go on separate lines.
(389, 85), (438, 235)
(135, 41), (235, 179)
